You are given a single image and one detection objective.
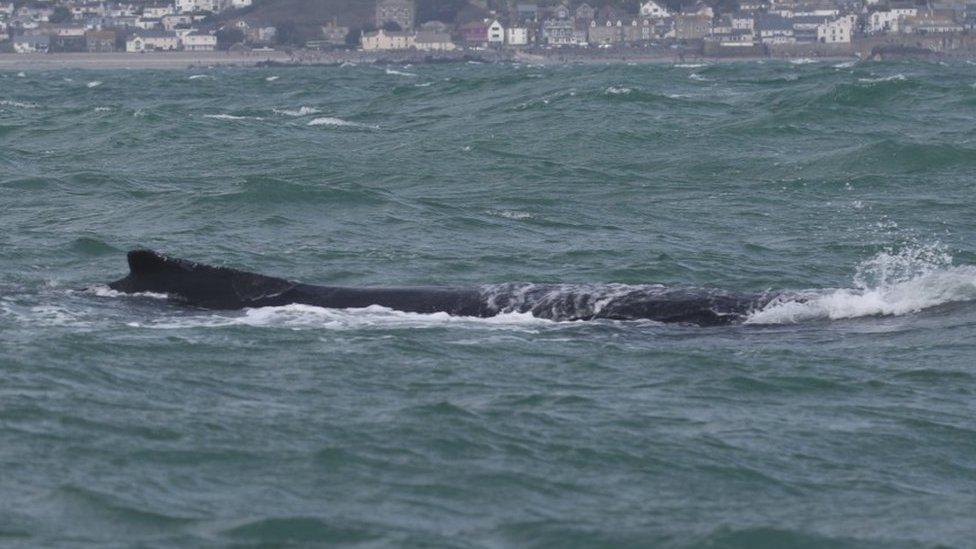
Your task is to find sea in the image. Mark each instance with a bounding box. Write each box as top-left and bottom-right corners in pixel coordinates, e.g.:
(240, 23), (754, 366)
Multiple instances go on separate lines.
(2, 60), (976, 547)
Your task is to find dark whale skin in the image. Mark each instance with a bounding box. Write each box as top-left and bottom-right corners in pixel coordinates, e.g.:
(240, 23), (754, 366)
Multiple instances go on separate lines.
(108, 250), (768, 326)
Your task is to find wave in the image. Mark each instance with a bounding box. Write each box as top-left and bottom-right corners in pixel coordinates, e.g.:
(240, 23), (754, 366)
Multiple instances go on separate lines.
(748, 244), (976, 324)
(306, 117), (378, 129)
(789, 58), (818, 65)
(125, 304), (552, 331)
(265, 75), (279, 82)
(385, 68), (417, 77)
(273, 106), (321, 117)
(605, 86), (632, 95)
(0, 99), (37, 109)
(188, 74), (213, 80)
(203, 114), (263, 121)
(674, 63), (707, 68)
(858, 73), (907, 84)
(833, 60), (857, 68)
(86, 80), (103, 88)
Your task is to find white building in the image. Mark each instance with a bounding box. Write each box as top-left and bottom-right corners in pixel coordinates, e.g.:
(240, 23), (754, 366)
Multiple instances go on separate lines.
(817, 15), (855, 43)
(126, 30), (179, 51)
(175, 0), (218, 14)
(487, 19), (505, 45)
(13, 34), (49, 53)
(868, 7), (917, 33)
(413, 31), (456, 51)
(506, 26), (529, 45)
(182, 32), (217, 50)
(361, 28), (414, 50)
(143, 4), (174, 18)
(640, 0), (670, 18)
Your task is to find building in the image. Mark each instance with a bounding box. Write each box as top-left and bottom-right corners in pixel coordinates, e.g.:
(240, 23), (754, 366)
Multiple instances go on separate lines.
(488, 19), (505, 45)
(321, 19), (349, 46)
(375, 0), (414, 31)
(126, 30), (179, 51)
(867, 5), (918, 33)
(756, 13), (795, 43)
(817, 15), (854, 43)
(13, 34), (49, 53)
(361, 28), (413, 50)
(175, 0), (218, 14)
(413, 31), (456, 51)
(459, 21), (489, 47)
(640, 0), (671, 19)
(85, 30), (117, 52)
(675, 14), (711, 40)
(542, 16), (576, 45)
(506, 26), (529, 45)
(516, 3), (539, 22)
(182, 32), (216, 50)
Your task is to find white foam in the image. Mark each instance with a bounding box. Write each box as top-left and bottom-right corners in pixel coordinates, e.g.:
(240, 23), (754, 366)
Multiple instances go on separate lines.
(94, 106), (112, 112)
(790, 58), (818, 65)
(273, 106), (321, 117)
(0, 99), (37, 109)
(86, 80), (102, 88)
(385, 68), (417, 77)
(748, 244), (976, 324)
(84, 285), (169, 300)
(674, 63), (706, 68)
(605, 86), (632, 95)
(265, 75), (279, 81)
(689, 73), (709, 82)
(858, 74), (907, 83)
(127, 304), (554, 331)
(16, 72), (25, 78)
(188, 74), (213, 80)
(833, 60), (856, 68)
(307, 117), (378, 129)
(203, 113), (263, 121)
(340, 61), (357, 68)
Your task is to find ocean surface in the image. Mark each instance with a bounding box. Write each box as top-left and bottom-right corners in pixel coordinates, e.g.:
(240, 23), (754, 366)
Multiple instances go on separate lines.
(3, 60), (976, 547)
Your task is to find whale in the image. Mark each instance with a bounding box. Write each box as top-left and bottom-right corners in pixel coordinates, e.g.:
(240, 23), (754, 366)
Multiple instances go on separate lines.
(107, 250), (774, 326)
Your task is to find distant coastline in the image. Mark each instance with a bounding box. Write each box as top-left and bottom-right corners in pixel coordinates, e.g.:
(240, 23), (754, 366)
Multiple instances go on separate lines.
(0, 45), (966, 70)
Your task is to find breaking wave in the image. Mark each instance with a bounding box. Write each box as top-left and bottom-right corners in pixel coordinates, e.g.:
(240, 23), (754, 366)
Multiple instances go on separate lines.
(307, 117), (378, 129)
(0, 99), (37, 109)
(273, 106), (321, 117)
(748, 244), (976, 324)
(203, 114), (263, 121)
(385, 68), (417, 77)
(126, 304), (552, 331)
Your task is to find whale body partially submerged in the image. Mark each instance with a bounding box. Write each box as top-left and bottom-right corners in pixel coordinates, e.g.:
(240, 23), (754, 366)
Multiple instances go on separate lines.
(108, 250), (773, 326)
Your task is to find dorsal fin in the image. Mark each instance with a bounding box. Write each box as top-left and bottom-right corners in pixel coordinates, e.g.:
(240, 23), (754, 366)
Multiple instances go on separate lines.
(127, 249), (171, 275)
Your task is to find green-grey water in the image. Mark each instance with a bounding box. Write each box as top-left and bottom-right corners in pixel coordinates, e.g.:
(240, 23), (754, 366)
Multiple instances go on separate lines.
(3, 60), (976, 547)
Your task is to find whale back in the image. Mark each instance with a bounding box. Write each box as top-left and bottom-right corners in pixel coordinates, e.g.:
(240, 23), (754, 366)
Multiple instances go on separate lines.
(109, 250), (296, 309)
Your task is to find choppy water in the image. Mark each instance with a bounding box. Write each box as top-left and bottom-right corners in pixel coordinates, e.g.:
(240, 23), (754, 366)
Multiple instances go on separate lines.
(3, 60), (976, 547)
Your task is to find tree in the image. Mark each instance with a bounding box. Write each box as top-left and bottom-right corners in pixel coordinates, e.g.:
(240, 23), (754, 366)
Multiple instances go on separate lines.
(216, 27), (245, 50)
(49, 5), (71, 24)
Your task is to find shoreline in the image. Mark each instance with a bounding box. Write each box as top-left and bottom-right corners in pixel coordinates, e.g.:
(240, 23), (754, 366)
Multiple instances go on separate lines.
(0, 47), (956, 70)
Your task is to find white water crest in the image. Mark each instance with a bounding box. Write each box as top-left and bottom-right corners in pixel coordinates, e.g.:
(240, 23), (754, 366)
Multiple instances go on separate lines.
(203, 113), (263, 121)
(748, 244), (976, 324)
(126, 304), (553, 331)
(0, 99), (37, 109)
(833, 60), (857, 68)
(307, 117), (378, 129)
(273, 106), (321, 117)
(385, 68), (417, 77)
(789, 58), (818, 65)
(674, 63), (706, 68)
(86, 81), (103, 88)
(265, 75), (279, 82)
(858, 74), (907, 84)
(605, 86), (633, 95)
(188, 74), (213, 80)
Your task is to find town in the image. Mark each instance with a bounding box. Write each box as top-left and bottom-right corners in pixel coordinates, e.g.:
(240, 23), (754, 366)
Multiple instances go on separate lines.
(1, 0), (975, 59)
